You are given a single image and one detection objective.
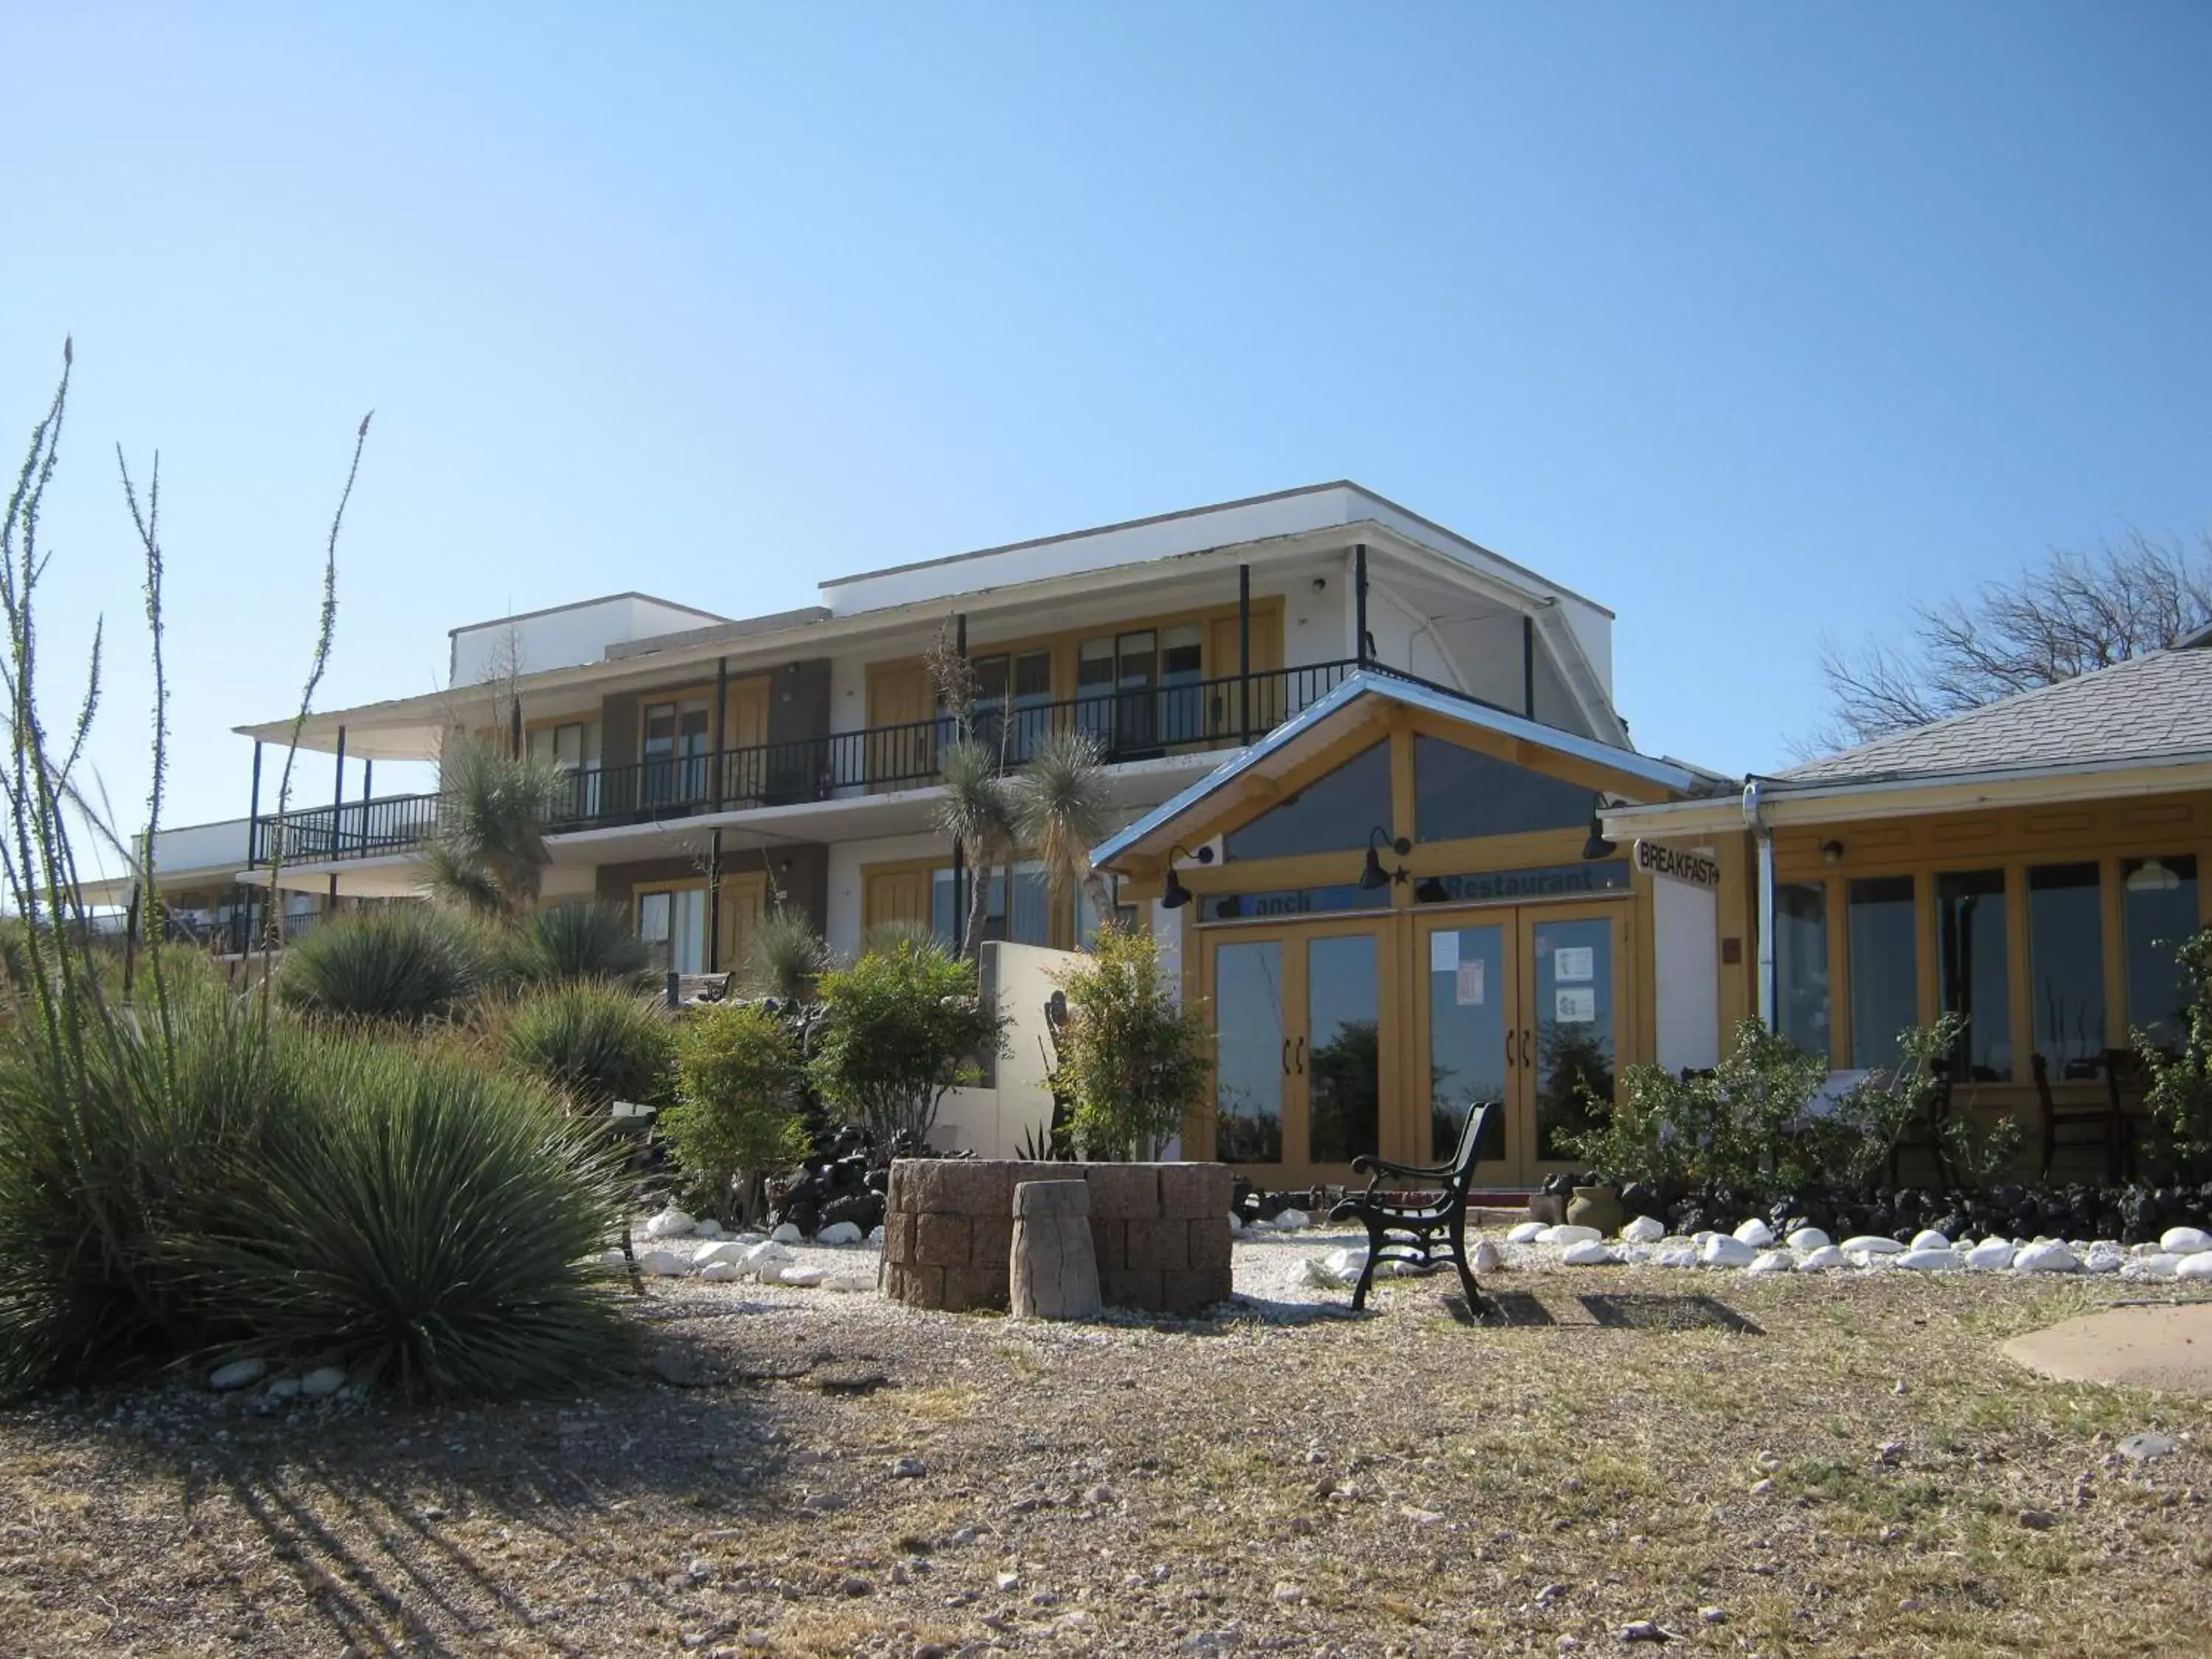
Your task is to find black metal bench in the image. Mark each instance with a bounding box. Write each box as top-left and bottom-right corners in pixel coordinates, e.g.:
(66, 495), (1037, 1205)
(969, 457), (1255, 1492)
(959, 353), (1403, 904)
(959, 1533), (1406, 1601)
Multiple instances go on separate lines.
(1328, 1101), (1498, 1315)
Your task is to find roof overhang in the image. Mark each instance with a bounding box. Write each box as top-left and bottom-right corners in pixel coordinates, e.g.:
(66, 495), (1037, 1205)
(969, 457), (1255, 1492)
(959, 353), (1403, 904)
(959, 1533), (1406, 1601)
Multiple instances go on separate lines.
(1605, 748), (2212, 841)
(1092, 671), (1717, 872)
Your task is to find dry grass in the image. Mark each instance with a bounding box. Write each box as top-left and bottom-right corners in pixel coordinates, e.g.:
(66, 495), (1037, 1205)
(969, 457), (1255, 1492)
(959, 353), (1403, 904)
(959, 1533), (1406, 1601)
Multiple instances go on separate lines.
(0, 1267), (2207, 1656)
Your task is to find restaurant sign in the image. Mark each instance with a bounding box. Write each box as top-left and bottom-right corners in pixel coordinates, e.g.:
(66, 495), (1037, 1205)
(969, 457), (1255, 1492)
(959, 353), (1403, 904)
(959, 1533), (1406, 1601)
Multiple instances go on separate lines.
(1633, 840), (1721, 889)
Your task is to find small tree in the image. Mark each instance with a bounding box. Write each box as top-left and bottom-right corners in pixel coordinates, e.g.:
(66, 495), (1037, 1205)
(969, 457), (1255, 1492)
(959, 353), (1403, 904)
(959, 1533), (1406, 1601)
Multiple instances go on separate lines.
(663, 1002), (810, 1223)
(1048, 922), (1210, 1161)
(2138, 929), (2212, 1183)
(422, 740), (566, 917)
(807, 935), (1006, 1146)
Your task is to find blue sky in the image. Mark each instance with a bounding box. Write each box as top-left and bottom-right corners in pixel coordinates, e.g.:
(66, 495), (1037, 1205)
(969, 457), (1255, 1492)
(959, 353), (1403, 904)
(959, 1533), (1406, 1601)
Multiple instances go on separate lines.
(7, 1), (2208, 841)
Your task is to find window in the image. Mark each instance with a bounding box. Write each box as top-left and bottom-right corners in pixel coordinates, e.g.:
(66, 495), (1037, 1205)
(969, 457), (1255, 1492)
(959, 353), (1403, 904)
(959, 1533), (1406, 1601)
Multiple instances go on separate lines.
(930, 862), (1051, 949)
(1075, 630), (1173, 756)
(1160, 623), (1205, 743)
(2028, 863), (2104, 1077)
(527, 720), (601, 818)
(1222, 742), (1393, 862)
(1413, 735), (1598, 844)
(964, 650), (1053, 760)
(1075, 874), (1132, 947)
(1848, 875), (1918, 1071)
(642, 698), (711, 804)
(2124, 854), (2199, 1047)
(1774, 882), (1829, 1060)
(639, 887), (707, 975)
(1936, 869), (2009, 1081)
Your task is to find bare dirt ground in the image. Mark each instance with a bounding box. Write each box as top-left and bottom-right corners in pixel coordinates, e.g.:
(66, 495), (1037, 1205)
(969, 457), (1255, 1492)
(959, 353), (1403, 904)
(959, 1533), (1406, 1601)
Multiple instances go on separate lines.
(3, 1237), (2210, 1659)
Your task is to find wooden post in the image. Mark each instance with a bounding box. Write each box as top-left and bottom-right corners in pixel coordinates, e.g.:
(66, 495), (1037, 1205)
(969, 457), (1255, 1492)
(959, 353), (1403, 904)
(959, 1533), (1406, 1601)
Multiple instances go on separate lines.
(712, 654), (728, 809)
(1523, 613), (1536, 718)
(708, 827), (723, 974)
(1238, 563), (1251, 745)
(246, 739), (262, 869)
(1009, 1180), (1102, 1321)
(1354, 543), (1368, 667)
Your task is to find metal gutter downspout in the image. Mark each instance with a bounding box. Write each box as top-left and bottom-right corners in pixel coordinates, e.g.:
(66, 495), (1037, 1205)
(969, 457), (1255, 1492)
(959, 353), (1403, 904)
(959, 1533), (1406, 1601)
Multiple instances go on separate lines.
(1743, 778), (1775, 1029)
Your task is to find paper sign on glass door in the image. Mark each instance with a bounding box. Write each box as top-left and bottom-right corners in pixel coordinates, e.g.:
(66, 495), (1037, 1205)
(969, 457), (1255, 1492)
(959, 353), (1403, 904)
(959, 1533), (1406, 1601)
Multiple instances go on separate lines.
(1555, 986), (1596, 1023)
(1430, 932), (1458, 973)
(1552, 946), (1595, 983)
(1455, 959), (1485, 1006)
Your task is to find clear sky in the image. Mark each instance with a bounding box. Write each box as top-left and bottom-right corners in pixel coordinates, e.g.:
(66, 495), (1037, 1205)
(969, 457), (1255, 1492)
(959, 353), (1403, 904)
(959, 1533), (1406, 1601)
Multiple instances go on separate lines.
(7, 1), (2208, 849)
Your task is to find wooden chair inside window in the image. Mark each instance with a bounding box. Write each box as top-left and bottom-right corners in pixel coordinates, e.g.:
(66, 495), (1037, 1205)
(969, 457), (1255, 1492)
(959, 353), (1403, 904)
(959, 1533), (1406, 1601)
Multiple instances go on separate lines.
(1888, 1057), (1957, 1191)
(2100, 1047), (2166, 1183)
(2032, 1052), (2120, 1183)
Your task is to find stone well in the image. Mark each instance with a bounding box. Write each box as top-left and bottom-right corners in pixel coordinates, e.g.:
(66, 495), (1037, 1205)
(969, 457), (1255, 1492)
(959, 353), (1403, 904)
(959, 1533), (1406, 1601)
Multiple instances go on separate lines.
(882, 1159), (1234, 1315)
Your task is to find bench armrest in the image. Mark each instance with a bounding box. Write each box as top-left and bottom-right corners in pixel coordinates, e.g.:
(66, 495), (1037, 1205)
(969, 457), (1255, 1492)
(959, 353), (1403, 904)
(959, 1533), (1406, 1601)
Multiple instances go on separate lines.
(1351, 1154), (1454, 1183)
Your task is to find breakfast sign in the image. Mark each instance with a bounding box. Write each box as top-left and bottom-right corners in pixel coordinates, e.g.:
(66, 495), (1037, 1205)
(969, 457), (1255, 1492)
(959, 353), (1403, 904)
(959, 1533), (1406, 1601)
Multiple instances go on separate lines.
(1632, 839), (1721, 890)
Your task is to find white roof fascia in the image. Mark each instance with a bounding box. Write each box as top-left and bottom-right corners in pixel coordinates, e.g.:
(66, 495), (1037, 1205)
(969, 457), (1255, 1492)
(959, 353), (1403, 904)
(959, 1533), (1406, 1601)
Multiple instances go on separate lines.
(1092, 670), (1703, 869)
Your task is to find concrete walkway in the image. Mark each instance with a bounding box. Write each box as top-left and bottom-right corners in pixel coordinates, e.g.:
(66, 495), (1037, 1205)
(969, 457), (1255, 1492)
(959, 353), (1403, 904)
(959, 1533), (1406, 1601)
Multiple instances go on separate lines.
(2003, 1301), (2212, 1394)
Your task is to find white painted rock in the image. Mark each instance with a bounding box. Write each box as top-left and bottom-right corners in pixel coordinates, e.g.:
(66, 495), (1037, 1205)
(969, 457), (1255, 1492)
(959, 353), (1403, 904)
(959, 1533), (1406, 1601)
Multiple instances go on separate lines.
(1226, 1214), (1245, 1234)
(693, 1239), (748, 1267)
(593, 1248), (629, 1274)
(742, 1242), (795, 1276)
(699, 1261), (742, 1282)
(209, 1358), (267, 1391)
(775, 1265), (830, 1287)
(1966, 1238), (2017, 1270)
(2126, 1253), (2185, 1280)
(1701, 1234), (1757, 1267)
(1733, 1219), (1775, 1248)
(815, 1221), (865, 1246)
(2083, 1243), (2127, 1275)
(1537, 1224), (1604, 1247)
(645, 1206), (696, 1239)
(2013, 1242), (2080, 1274)
(1842, 1236), (1905, 1256)
(1896, 1248), (1963, 1272)
(1620, 1215), (1666, 1243)
(1652, 1246), (1699, 1269)
(869, 1224), (886, 1245)
(1797, 1245), (1848, 1271)
(826, 1274), (874, 1293)
(2160, 1227), (2212, 1256)
(639, 1249), (689, 1277)
(1273, 1208), (1312, 1230)
(1747, 1249), (1794, 1276)
(1507, 1221), (1545, 1244)
(1909, 1230), (1950, 1252)
(1561, 1239), (1617, 1266)
(770, 1222), (804, 1245)
(265, 1377), (302, 1402)
(1787, 1227), (1832, 1252)
(300, 1366), (347, 1399)
(1472, 1239), (1503, 1275)
(693, 1218), (724, 1239)
(2177, 1252), (2212, 1282)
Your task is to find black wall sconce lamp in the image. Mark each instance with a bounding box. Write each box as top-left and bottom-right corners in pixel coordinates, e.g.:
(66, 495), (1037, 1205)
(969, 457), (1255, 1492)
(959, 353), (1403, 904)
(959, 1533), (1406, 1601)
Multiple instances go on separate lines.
(1581, 793), (1618, 862)
(1820, 839), (1845, 866)
(1159, 844), (1215, 911)
(1360, 827), (1412, 891)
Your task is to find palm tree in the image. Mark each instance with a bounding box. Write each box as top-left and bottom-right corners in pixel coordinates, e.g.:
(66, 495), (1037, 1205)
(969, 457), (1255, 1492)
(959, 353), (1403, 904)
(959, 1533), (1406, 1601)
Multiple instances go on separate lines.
(422, 740), (566, 917)
(1010, 726), (1115, 927)
(934, 739), (1016, 958)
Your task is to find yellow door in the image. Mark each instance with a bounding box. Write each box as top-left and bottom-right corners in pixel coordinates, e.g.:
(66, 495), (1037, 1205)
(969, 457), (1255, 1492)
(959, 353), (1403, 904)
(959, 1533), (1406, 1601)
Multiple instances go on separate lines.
(717, 872), (768, 977)
(866, 665), (936, 790)
(864, 866), (931, 936)
(1522, 901), (1630, 1175)
(1411, 911), (1524, 1183)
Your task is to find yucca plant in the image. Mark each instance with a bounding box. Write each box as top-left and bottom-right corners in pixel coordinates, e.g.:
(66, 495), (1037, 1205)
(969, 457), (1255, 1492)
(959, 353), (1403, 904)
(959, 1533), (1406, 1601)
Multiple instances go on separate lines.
(502, 900), (655, 987)
(423, 740), (566, 917)
(934, 739), (1016, 958)
(1009, 726), (1115, 922)
(278, 904), (490, 1024)
(503, 981), (675, 1107)
(745, 905), (829, 1000)
(189, 1035), (630, 1400)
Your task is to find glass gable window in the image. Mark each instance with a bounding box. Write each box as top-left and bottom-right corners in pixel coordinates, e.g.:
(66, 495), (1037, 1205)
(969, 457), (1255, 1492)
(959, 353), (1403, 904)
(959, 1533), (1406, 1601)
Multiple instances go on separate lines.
(1774, 882), (1829, 1060)
(639, 888), (707, 976)
(1936, 869), (2010, 1081)
(1223, 742), (1393, 862)
(2124, 855), (2200, 1047)
(1848, 875), (1919, 1071)
(2028, 863), (2105, 1077)
(1413, 736), (1596, 844)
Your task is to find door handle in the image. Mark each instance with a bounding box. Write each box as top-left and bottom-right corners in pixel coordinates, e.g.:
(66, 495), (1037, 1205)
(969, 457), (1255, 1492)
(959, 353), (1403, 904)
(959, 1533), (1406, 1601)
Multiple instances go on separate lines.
(1295, 1036), (1307, 1074)
(1523, 1029), (1534, 1071)
(1283, 1038), (1293, 1076)
(1505, 1030), (1517, 1068)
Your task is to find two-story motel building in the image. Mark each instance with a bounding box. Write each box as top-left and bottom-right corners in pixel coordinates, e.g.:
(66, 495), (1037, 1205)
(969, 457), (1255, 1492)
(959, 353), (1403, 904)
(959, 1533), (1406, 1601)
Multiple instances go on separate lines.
(98, 482), (2212, 1192)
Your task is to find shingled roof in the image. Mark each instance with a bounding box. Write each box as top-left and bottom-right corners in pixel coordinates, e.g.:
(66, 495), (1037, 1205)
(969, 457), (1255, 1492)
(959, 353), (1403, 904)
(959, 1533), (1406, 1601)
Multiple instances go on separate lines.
(1781, 642), (2212, 787)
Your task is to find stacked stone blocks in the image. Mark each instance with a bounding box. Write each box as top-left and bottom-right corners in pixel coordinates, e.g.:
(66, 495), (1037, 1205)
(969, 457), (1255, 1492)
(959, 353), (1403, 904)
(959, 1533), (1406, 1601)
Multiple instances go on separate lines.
(883, 1159), (1234, 1314)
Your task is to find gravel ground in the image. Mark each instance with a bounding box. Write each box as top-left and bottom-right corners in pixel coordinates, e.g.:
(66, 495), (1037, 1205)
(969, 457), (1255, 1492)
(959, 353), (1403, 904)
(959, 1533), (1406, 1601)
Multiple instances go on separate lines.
(3, 1231), (2210, 1658)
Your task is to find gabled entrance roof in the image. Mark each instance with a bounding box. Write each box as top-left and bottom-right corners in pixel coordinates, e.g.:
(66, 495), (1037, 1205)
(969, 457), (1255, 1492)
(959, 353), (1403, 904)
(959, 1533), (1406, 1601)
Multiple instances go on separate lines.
(1091, 669), (1728, 870)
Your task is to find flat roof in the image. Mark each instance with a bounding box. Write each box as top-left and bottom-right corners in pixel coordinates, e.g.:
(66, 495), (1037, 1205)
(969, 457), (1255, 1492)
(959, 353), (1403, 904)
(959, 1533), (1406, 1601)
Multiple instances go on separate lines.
(447, 591), (728, 639)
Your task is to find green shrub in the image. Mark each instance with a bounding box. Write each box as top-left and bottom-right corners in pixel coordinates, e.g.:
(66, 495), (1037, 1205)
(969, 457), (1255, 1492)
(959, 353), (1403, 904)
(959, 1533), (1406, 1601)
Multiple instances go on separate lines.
(0, 975), (627, 1400)
(1049, 922), (1209, 1160)
(663, 1001), (810, 1222)
(2139, 929), (2212, 1182)
(745, 907), (830, 1001)
(503, 901), (655, 987)
(503, 982), (675, 1107)
(279, 904), (489, 1023)
(808, 935), (1006, 1144)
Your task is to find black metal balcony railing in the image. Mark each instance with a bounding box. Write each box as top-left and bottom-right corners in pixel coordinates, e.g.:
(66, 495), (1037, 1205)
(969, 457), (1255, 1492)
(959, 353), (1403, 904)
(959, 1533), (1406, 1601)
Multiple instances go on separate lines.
(251, 658), (1373, 866)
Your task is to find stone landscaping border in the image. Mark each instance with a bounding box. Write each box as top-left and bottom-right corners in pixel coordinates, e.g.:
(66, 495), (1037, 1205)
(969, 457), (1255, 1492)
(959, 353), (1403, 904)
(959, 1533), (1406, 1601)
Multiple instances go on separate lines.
(883, 1159), (1234, 1314)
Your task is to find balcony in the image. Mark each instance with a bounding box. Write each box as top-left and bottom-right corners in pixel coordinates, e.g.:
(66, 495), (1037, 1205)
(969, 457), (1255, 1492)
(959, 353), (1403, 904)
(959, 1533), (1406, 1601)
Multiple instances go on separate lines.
(252, 658), (1392, 865)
